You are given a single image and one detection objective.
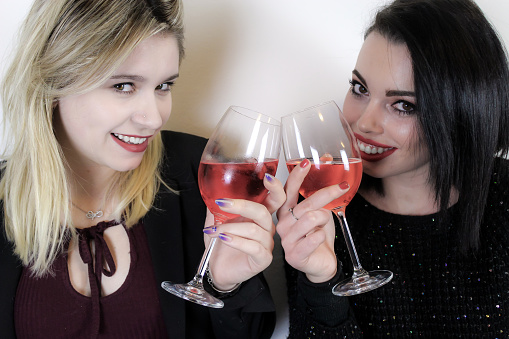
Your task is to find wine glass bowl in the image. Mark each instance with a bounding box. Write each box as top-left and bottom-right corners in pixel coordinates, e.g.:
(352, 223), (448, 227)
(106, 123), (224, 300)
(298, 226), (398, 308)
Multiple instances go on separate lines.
(282, 101), (393, 296)
(162, 106), (281, 307)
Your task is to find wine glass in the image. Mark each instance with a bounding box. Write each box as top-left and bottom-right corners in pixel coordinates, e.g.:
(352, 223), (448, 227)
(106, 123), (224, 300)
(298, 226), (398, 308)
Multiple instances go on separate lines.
(162, 106), (281, 307)
(281, 101), (393, 296)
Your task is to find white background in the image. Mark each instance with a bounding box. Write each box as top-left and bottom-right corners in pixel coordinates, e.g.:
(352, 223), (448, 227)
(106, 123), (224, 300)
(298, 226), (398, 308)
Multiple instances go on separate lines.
(2, 1), (509, 337)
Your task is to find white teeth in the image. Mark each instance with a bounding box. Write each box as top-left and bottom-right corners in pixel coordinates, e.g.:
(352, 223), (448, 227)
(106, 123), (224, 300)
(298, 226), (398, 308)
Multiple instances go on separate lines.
(113, 133), (147, 145)
(357, 140), (392, 155)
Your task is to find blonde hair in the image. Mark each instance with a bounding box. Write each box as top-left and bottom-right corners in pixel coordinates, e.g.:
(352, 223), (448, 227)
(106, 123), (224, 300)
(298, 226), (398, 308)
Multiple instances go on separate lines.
(0, 0), (184, 276)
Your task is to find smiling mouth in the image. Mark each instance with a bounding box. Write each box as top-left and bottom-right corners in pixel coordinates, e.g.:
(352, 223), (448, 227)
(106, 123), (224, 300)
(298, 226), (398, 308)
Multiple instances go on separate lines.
(357, 140), (394, 155)
(113, 133), (147, 145)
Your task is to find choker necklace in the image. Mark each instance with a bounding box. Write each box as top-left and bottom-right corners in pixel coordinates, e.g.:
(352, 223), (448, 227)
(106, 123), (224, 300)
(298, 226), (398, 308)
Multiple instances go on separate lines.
(71, 202), (104, 220)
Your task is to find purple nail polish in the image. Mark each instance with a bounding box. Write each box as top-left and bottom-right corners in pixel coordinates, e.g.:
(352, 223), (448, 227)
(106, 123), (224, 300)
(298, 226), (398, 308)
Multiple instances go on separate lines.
(203, 226), (217, 234)
(215, 199), (234, 208)
(265, 173), (275, 182)
(218, 233), (232, 242)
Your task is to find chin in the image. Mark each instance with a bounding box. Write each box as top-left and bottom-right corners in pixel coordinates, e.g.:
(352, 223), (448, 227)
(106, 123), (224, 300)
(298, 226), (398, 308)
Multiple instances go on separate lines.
(109, 159), (144, 173)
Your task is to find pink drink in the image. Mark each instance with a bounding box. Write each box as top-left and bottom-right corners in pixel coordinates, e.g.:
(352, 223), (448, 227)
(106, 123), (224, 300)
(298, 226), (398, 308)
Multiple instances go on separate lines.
(199, 159), (279, 221)
(286, 158), (362, 210)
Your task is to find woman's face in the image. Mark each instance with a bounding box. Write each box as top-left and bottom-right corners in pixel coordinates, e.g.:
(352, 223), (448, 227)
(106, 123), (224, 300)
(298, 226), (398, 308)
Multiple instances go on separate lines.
(343, 32), (429, 182)
(55, 34), (179, 173)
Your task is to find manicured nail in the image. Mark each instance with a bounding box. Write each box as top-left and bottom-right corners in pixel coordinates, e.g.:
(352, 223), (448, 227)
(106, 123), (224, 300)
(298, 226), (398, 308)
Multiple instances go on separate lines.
(300, 159), (310, 168)
(265, 173), (275, 182)
(339, 181), (350, 190)
(218, 233), (232, 242)
(203, 226), (217, 234)
(215, 199), (234, 208)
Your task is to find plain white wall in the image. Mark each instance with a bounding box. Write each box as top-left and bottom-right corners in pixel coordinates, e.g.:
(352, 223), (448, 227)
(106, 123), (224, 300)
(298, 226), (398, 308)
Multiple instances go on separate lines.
(2, 1), (509, 338)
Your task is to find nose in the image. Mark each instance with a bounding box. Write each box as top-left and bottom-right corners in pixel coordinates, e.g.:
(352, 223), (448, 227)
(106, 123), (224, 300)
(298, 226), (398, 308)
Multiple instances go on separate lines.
(132, 93), (170, 130)
(356, 100), (383, 134)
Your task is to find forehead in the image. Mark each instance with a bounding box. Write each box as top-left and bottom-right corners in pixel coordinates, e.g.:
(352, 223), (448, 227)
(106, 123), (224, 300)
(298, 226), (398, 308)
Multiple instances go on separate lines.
(356, 32), (414, 91)
(114, 34), (179, 75)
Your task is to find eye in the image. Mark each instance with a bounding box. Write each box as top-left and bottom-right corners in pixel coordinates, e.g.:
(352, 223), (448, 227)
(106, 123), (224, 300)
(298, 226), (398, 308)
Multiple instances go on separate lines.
(113, 83), (134, 93)
(392, 100), (416, 115)
(156, 82), (174, 92)
(349, 79), (368, 96)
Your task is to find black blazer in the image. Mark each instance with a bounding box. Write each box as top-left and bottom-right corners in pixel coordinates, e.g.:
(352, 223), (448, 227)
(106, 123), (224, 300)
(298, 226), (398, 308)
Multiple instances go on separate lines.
(0, 131), (275, 338)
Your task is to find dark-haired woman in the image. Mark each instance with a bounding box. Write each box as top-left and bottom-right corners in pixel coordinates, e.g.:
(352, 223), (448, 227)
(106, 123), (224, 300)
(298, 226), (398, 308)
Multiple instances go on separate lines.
(277, 0), (509, 337)
(0, 0), (283, 338)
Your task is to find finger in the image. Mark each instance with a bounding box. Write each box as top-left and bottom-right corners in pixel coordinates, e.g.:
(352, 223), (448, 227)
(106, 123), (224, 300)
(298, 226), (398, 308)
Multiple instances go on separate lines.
(214, 198), (274, 233)
(209, 220), (274, 250)
(262, 173), (286, 214)
(215, 232), (273, 268)
(291, 227), (327, 260)
(278, 209), (330, 244)
(290, 181), (350, 220)
(283, 159), (311, 208)
(204, 208), (214, 227)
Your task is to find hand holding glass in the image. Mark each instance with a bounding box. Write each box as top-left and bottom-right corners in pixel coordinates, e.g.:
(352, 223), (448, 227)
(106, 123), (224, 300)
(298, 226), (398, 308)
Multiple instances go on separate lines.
(162, 106), (280, 307)
(282, 101), (393, 296)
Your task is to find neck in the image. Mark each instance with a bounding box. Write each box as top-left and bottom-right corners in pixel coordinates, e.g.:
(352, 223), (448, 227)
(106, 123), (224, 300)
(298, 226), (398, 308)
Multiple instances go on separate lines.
(360, 176), (458, 216)
(67, 164), (119, 226)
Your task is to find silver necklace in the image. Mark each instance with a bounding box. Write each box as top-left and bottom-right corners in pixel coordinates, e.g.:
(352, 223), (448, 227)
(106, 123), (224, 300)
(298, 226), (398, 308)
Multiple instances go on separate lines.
(71, 202), (104, 220)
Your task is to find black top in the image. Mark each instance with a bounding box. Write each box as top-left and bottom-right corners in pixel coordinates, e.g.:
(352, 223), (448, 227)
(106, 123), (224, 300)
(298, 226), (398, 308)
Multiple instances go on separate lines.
(286, 158), (509, 338)
(0, 131), (276, 339)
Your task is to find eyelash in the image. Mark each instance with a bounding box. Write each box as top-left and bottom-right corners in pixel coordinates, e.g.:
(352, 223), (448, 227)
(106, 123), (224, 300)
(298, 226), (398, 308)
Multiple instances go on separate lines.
(392, 100), (416, 115)
(348, 79), (416, 115)
(349, 79), (367, 97)
(113, 82), (175, 95)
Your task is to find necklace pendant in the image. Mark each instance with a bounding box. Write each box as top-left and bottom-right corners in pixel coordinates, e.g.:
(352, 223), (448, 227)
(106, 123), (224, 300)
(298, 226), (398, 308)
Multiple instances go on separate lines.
(86, 210), (104, 220)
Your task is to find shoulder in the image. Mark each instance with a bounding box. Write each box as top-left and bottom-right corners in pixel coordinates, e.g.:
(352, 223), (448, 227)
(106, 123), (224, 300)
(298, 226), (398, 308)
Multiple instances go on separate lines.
(160, 130), (207, 161)
(488, 157), (509, 202)
(158, 130), (207, 189)
(481, 157), (509, 242)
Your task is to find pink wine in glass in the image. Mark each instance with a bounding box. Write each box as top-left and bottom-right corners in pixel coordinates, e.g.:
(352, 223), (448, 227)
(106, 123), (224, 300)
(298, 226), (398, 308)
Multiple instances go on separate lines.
(199, 159), (279, 221)
(287, 158), (362, 210)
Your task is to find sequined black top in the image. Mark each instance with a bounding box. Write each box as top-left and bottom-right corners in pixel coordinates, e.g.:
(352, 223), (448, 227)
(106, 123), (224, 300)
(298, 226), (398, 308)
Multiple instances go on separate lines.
(286, 158), (509, 338)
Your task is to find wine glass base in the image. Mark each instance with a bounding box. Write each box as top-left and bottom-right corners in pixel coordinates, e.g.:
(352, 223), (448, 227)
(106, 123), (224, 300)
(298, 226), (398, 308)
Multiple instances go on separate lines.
(332, 270), (393, 296)
(161, 281), (224, 308)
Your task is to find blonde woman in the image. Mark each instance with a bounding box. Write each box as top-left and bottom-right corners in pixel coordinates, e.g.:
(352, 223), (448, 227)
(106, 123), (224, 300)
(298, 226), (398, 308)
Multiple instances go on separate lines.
(0, 1), (284, 338)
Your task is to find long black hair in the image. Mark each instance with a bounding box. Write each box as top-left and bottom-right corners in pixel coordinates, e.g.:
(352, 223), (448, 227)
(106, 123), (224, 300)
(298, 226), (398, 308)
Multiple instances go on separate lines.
(364, 0), (509, 253)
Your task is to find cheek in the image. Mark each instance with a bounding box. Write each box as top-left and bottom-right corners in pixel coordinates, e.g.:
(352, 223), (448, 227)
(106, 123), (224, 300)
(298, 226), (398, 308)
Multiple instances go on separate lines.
(159, 97), (172, 125)
(389, 117), (420, 151)
(342, 93), (361, 127)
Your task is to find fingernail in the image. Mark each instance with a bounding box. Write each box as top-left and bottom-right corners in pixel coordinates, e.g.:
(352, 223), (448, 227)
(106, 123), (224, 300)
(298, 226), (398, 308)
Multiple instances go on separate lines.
(339, 181), (350, 190)
(203, 226), (217, 234)
(300, 159), (310, 168)
(265, 173), (275, 182)
(218, 233), (232, 242)
(215, 198), (234, 208)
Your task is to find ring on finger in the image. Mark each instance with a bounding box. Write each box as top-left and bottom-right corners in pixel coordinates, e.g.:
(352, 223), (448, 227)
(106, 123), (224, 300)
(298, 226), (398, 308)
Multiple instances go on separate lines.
(289, 207), (299, 221)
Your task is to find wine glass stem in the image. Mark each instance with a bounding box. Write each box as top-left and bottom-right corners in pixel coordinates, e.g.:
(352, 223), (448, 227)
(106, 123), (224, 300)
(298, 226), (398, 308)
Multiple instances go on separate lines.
(335, 209), (368, 278)
(194, 237), (218, 285)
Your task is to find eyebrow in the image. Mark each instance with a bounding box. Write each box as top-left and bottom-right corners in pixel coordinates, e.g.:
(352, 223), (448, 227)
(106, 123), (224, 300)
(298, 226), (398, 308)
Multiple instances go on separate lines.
(386, 89), (415, 97)
(110, 73), (180, 83)
(352, 69), (367, 88)
(352, 69), (415, 97)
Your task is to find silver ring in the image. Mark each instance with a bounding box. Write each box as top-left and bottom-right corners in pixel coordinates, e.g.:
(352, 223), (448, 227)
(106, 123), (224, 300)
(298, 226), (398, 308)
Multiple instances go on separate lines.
(289, 207), (299, 221)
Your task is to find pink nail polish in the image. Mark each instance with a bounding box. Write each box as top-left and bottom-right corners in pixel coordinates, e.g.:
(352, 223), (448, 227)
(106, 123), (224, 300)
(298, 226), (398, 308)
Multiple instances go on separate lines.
(300, 159), (310, 168)
(339, 181), (350, 190)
